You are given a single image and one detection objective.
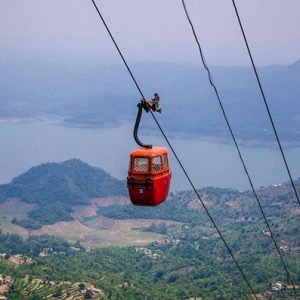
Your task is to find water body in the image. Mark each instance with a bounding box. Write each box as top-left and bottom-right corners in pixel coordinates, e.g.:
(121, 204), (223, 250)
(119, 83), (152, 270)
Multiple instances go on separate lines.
(0, 119), (299, 191)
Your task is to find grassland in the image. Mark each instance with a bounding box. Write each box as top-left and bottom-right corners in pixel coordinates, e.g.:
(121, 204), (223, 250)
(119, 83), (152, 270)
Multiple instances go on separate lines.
(0, 198), (177, 247)
(0, 198), (36, 237)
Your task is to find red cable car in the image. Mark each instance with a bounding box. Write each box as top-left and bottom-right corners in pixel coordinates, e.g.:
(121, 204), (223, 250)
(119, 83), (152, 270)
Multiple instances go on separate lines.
(127, 94), (171, 206)
(128, 147), (171, 206)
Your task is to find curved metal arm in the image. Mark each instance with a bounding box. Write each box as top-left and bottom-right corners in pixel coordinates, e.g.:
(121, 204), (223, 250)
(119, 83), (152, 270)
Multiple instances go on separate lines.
(134, 102), (152, 149)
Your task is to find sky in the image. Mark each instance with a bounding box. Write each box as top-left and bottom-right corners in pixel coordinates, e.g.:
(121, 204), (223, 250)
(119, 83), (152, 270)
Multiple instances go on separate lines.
(0, 0), (300, 66)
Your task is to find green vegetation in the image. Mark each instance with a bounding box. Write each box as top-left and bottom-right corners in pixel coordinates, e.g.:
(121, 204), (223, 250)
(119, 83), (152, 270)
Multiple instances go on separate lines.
(2, 159), (127, 204)
(2, 234), (299, 299)
(0, 233), (82, 256)
(0, 159), (127, 229)
(12, 203), (74, 230)
(5, 277), (101, 300)
(0, 161), (299, 298)
(1, 179), (299, 299)
(98, 184), (300, 231)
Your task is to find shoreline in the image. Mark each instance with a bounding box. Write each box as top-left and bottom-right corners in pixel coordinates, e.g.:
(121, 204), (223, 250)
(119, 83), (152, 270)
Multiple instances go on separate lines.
(0, 115), (299, 148)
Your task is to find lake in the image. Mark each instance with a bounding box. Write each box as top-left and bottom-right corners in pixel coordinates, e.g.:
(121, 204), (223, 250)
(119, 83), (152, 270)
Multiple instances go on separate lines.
(0, 119), (300, 191)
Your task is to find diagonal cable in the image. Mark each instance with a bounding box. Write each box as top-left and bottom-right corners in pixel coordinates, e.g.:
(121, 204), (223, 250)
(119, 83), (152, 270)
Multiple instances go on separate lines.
(180, 0), (296, 292)
(231, 0), (300, 209)
(89, 0), (258, 297)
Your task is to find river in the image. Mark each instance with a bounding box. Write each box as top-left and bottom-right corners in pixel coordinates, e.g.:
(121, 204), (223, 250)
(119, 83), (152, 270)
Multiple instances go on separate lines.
(0, 119), (299, 191)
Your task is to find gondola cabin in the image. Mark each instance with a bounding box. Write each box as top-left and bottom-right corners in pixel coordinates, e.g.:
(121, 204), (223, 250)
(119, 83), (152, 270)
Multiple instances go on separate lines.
(127, 147), (171, 206)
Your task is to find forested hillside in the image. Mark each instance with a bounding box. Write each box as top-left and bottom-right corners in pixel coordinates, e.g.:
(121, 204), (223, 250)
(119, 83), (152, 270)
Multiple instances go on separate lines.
(0, 159), (127, 229)
(0, 179), (299, 299)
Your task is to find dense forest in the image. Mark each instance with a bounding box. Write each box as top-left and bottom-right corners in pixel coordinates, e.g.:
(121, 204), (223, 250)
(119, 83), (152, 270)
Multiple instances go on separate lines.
(0, 170), (299, 299)
(0, 233), (83, 256)
(1, 212), (299, 299)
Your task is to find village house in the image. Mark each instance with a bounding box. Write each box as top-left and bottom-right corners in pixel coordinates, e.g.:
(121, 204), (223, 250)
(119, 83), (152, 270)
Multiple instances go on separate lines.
(262, 229), (271, 237)
(92, 287), (104, 296)
(155, 236), (171, 246)
(39, 248), (53, 257)
(0, 275), (12, 296)
(137, 247), (160, 259)
(140, 247), (152, 257)
(80, 287), (104, 298)
(0, 275), (12, 285)
(271, 282), (284, 292)
(9, 254), (33, 265)
(70, 246), (81, 252)
(279, 245), (290, 254)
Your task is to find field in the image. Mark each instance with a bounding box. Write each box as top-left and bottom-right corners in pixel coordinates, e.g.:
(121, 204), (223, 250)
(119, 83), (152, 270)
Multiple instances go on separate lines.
(0, 198), (179, 247)
(1, 185), (300, 299)
(9, 276), (104, 299)
(30, 217), (166, 247)
(0, 198), (36, 237)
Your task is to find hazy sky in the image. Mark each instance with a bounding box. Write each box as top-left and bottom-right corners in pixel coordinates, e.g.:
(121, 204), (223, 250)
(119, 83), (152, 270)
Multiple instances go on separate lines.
(1, 0), (300, 66)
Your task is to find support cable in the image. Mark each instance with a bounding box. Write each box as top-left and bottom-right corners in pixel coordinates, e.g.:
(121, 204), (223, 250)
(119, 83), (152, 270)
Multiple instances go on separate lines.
(231, 0), (300, 209)
(180, 0), (296, 292)
(90, 0), (146, 101)
(89, 0), (257, 297)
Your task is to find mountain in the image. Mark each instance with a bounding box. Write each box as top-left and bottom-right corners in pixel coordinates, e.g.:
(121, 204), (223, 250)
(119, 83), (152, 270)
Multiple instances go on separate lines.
(0, 159), (127, 229)
(1, 50), (300, 143)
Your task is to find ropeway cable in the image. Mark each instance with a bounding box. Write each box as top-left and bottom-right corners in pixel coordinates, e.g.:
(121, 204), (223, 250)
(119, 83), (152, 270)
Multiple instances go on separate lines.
(180, 0), (296, 293)
(231, 0), (300, 209)
(89, 0), (258, 298)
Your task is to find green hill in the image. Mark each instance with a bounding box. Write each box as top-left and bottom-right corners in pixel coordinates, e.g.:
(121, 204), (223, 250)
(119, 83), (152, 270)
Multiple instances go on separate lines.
(0, 159), (127, 229)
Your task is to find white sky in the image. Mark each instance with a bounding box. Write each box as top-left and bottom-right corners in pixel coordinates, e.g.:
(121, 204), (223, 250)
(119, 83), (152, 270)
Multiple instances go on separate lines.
(0, 0), (300, 66)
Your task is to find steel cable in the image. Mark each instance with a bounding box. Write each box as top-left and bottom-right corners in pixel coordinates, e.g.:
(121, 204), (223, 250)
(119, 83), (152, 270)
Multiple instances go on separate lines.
(89, 0), (258, 297)
(231, 0), (300, 209)
(181, 0), (296, 292)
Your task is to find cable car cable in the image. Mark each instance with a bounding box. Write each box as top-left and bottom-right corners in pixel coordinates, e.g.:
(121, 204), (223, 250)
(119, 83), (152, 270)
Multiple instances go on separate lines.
(88, 0), (257, 297)
(90, 0), (146, 101)
(231, 0), (300, 209)
(180, 0), (296, 292)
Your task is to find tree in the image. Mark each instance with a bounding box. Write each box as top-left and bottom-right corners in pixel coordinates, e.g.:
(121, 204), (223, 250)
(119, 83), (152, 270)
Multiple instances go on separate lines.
(79, 282), (85, 290)
(53, 287), (63, 297)
(29, 294), (43, 300)
(84, 289), (93, 299)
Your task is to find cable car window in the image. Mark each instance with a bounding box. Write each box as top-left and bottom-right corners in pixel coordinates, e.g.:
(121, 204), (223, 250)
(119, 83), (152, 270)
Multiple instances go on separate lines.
(152, 156), (162, 172)
(162, 153), (168, 169)
(134, 157), (149, 172)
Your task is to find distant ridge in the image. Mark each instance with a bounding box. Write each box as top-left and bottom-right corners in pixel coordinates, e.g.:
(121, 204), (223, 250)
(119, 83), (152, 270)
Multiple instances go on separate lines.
(291, 59), (300, 66)
(1, 52), (300, 143)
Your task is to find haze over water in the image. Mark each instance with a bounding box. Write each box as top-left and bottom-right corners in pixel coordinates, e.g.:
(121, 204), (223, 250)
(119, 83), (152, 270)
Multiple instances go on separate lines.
(1, 119), (299, 191)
